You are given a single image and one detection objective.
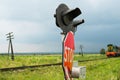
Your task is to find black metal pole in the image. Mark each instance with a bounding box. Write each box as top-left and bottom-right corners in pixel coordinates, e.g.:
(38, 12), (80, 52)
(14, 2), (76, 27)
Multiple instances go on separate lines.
(80, 45), (83, 56)
(8, 40), (10, 56)
(10, 38), (14, 61)
(6, 32), (14, 61)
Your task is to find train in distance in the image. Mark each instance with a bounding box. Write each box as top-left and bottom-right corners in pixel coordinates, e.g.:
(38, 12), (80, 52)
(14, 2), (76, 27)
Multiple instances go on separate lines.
(106, 44), (120, 57)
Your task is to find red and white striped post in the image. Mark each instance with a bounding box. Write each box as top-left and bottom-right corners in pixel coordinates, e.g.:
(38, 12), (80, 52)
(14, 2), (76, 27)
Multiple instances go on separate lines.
(62, 31), (74, 80)
(62, 31), (86, 80)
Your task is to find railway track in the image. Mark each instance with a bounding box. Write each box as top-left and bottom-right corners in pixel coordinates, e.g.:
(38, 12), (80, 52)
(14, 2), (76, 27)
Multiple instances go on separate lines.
(78, 57), (108, 62)
(0, 57), (110, 72)
(0, 62), (62, 72)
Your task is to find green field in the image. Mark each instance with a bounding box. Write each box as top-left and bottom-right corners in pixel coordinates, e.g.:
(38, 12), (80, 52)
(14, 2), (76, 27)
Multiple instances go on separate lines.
(0, 54), (120, 80)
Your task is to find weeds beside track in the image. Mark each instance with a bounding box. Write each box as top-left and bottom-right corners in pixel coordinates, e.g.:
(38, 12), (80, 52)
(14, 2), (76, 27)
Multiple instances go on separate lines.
(0, 57), (110, 72)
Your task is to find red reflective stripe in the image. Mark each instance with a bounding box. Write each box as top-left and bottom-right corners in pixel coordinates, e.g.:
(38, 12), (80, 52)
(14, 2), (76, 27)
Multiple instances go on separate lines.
(64, 31), (75, 50)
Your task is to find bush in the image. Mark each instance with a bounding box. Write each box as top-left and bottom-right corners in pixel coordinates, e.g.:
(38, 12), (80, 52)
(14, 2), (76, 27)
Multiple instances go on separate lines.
(100, 48), (105, 55)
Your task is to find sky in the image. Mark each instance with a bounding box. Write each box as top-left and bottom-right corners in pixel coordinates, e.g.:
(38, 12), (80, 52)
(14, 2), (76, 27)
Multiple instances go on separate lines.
(0, 0), (120, 53)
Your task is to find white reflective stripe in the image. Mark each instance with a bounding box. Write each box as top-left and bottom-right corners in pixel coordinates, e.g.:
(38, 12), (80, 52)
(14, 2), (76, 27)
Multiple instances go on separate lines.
(64, 53), (67, 62)
(64, 67), (71, 80)
(64, 57), (67, 62)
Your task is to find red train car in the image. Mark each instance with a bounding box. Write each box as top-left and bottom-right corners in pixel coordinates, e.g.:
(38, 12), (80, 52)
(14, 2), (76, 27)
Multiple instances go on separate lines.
(106, 44), (120, 57)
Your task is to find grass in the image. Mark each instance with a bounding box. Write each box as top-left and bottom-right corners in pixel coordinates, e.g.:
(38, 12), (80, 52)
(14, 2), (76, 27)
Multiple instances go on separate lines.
(0, 54), (120, 80)
(0, 55), (62, 68)
(0, 66), (64, 80)
(81, 58), (120, 80)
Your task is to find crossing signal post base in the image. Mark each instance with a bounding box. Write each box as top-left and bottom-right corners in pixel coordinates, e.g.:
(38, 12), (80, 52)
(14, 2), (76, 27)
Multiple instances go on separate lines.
(71, 61), (86, 79)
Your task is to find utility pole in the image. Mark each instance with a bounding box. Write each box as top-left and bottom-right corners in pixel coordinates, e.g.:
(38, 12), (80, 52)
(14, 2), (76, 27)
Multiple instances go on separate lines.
(80, 45), (84, 56)
(6, 32), (14, 61)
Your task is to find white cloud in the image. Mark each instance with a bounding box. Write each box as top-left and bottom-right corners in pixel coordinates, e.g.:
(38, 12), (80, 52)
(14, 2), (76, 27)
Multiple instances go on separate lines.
(0, 0), (120, 53)
(0, 19), (46, 35)
(88, 0), (100, 8)
(0, 42), (61, 53)
(0, 19), (61, 53)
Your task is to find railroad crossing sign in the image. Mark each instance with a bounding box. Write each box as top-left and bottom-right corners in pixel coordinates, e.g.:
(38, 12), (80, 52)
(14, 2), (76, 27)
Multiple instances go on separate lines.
(63, 31), (74, 80)
(54, 3), (85, 80)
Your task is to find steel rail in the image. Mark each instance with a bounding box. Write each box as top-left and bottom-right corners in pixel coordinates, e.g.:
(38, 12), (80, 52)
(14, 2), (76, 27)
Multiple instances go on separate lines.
(0, 57), (115, 72)
(78, 57), (108, 62)
(0, 62), (62, 72)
